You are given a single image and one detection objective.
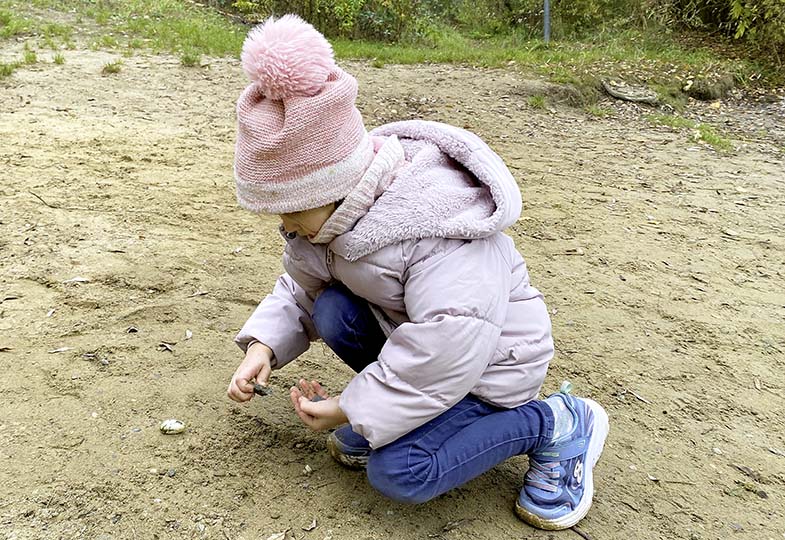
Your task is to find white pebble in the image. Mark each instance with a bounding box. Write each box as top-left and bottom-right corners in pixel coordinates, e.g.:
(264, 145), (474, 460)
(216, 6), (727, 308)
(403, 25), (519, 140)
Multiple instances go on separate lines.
(159, 419), (186, 435)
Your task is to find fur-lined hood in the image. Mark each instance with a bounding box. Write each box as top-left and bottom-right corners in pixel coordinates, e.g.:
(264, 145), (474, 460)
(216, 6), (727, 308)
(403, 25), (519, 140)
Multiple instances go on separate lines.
(333, 120), (523, 262)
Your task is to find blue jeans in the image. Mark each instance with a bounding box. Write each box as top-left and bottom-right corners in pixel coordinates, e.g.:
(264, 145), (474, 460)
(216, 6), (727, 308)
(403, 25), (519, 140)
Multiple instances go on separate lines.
(312, 283), (554, 504)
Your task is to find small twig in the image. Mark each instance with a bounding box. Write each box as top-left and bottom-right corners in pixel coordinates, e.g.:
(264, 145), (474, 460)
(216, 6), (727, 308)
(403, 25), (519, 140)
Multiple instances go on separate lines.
(625, 388), (651, 404)
(29, 191), (58, 209)
(662, 479), (697, 486)
(29, 191), (90, 211)
(571, 525), (594, 540)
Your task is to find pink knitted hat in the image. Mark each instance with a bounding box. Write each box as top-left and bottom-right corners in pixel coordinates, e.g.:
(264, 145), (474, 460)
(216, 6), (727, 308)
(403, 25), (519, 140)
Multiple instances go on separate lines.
(234, 15), (374, 214)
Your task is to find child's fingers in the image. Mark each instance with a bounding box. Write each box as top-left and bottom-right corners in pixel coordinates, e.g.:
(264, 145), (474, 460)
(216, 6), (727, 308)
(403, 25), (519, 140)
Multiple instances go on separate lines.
(298, 396), (327, 417)
(228, 379), (253, 402)
(290, 386), (303, 413)
(297, 378), (312, 399)
(291, 390), (317, 427)
(311, 381), (329, 399)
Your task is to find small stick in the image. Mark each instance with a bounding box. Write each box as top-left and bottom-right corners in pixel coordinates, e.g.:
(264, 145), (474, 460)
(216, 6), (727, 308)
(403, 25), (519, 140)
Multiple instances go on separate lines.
(662, 480), (697, 486)
(571, 526), (594, 540)
(29, 191), (58, 209)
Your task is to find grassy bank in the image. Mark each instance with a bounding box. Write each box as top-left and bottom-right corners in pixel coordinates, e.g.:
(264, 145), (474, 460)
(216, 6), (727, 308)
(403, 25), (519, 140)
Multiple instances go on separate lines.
(1, 0), (779, 92)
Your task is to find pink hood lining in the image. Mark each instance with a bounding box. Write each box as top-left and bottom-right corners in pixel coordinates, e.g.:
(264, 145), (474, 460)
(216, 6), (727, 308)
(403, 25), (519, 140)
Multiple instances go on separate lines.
(334, 120), (523, 262)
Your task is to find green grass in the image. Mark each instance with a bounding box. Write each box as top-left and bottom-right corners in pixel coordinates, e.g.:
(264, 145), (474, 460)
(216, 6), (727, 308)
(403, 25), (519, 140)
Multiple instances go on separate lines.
(180, 48), (200, 67)
(697, 123), (732, 151)
(94, 34), (119, 48)
(647, 113), (733, 151)
(101, 59), (122, 74)
(647, 113), (696, 129)
(586, 104), (611, 117)
(1, 0), (779, 91)
(527, 95), (547, 109)
(0, 8), (29, 38)
(0, 60), (18, 77)
(53, 51), (64, 64)
(10, 0), (243, 56)
(43, 21), (72, 40)
(332, 26), (776, 85)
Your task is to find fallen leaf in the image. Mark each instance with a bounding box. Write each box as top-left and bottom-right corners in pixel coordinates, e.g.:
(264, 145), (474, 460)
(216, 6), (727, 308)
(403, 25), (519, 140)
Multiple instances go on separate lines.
(48, 347), (73, 354)
(721, 228), (738, 237)
(62, 277), (90, 284)
(0, 346), (12, 352)
(1, 295), (20, 303)
(302, 519), (317, 531)
(265, 533), (286, 540)
(158, 342), (175, 353)
(768, 447), (785, 457)
(46, 309), (55, 317)
(126, 326), (139, 333)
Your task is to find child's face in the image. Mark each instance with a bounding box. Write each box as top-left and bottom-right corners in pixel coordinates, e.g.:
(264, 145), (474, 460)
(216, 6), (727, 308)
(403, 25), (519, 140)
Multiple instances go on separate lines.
(279, 202), (336, 241)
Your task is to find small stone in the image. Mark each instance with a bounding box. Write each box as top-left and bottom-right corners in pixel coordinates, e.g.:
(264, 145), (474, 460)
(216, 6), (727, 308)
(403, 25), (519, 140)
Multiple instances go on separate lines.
(712, 447), (723, 455)
(149, 468), (158, 475)
(100, 358), (110, 366)
(131, 427), (141, 433)
(167, 468), (176, 477)
(159, 419), (186, 435)
(303, 464), (313, 476)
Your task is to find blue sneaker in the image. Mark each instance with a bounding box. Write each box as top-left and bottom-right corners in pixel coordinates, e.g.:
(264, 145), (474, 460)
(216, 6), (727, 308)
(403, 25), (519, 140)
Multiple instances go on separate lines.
(327, 424), (371, 470)
(515, 388), (609, 530)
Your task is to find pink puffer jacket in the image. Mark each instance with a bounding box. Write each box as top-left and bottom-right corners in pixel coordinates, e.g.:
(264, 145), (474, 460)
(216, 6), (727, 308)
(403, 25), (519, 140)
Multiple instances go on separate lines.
(236, 121), (554, 448)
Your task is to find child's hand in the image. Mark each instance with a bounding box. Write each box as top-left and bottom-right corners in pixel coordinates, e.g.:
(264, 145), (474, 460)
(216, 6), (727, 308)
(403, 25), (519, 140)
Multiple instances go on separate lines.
(290, 379), (348, 431)
(227, 342), (273, 402)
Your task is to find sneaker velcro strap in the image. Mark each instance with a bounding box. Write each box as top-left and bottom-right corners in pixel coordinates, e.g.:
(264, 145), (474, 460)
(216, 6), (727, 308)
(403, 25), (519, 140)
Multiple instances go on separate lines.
(531, 436), (589, 462)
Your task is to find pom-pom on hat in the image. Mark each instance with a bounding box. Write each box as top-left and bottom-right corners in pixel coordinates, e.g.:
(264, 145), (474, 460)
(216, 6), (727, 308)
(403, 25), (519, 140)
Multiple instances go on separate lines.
(234, 15), (374, 214)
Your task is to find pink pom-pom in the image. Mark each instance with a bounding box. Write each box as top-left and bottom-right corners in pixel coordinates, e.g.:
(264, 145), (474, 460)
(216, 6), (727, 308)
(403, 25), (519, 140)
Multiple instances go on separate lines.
(241, 14), (335, 101)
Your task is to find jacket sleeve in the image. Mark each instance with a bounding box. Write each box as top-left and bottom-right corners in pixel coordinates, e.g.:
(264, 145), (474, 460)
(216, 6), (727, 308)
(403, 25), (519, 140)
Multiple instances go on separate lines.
(339, 237), (512, 448)
(234, 273), (321, 369)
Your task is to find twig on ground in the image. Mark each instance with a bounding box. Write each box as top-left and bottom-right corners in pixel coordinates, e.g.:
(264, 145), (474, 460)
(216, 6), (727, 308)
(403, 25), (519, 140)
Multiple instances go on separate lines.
(29, 191), (58, 209)
(571, 525), (594, 540)
(29, 191), (89, 211)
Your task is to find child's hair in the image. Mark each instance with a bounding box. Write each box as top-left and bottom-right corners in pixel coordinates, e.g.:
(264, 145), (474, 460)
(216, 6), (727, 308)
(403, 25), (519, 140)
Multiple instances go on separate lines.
(234, 15), (374, 215)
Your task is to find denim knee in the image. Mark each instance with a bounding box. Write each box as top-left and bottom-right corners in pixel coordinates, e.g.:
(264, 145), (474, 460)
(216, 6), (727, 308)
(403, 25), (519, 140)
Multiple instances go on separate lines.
(367, 450), (436, 504)
(312, 285), (353, 349)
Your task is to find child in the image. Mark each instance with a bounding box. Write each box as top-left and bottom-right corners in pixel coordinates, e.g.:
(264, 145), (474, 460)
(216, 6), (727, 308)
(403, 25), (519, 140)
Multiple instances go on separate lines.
(226, 15), (609, 530)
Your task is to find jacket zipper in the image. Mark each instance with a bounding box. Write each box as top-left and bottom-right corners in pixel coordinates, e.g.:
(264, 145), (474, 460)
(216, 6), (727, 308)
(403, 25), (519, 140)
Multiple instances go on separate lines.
(325, 247), (334, 276)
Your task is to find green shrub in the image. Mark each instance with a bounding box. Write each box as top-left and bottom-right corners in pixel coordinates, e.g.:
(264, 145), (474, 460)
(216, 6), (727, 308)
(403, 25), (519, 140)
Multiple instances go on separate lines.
(0, 61), (18, 77)
(102, 59), (123, 74)
(180, 49), (201, 66)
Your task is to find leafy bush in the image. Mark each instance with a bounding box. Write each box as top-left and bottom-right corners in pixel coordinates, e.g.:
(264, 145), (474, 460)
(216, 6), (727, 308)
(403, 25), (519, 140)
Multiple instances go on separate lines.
(231, 0), (426, 41)
(224, 0), (783, 63)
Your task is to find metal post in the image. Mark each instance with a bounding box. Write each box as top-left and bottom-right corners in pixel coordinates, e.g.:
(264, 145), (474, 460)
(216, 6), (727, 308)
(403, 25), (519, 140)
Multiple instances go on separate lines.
(544, 0), (551, 43)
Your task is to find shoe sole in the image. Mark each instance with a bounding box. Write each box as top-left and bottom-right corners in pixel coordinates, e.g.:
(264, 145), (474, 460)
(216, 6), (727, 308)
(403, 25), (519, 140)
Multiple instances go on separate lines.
(514, 398), (609, 530)
(327, 433), (369, 471)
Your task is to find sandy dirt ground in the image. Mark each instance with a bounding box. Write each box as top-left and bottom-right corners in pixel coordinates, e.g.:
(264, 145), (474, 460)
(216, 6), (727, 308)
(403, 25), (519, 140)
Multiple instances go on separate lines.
(1, 41), (785, 540)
